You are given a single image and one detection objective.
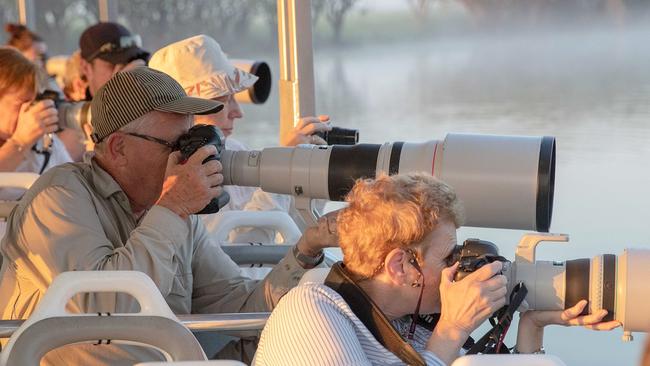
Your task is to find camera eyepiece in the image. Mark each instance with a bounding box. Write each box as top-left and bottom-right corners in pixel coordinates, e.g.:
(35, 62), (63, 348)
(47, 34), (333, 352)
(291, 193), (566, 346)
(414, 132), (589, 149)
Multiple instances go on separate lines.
(454, 239), (510, 281)
(316, 127), (359, 145)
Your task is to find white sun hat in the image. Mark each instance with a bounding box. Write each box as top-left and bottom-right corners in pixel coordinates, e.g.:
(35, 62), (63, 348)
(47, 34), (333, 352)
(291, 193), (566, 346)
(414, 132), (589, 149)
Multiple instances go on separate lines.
(149, 34), (258, 99)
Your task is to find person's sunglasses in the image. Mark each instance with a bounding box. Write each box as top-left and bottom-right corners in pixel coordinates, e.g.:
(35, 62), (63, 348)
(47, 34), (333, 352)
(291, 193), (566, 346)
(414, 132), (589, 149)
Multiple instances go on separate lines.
(87, 35), (142, 61)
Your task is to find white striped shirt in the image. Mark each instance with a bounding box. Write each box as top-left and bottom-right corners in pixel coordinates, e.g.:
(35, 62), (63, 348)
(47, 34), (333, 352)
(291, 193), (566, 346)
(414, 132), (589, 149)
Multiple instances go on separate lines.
(254, 283), (446, 366)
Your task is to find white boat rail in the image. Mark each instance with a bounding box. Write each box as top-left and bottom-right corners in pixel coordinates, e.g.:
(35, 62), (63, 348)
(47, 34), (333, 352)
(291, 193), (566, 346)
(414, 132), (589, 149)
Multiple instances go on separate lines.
(0, 271), (270, 339)
(0, 313), (270, 339)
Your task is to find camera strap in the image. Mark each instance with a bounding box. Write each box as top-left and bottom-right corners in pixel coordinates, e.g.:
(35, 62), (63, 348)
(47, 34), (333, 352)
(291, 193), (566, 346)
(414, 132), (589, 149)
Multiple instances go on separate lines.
(325, 262), (427, 366)
(466, 282), (529, 355)
(31, 145), (51, 175)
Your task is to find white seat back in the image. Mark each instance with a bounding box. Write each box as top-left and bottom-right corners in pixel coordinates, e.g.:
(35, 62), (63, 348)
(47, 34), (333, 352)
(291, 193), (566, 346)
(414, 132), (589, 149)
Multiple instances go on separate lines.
(451, 355), (567, 366)
(0, 172), (40, 220)
(205, 211), (302, 245)
(299, 267), (331, 285)
(0, 172), (39, 190)
(0, 271), (206, 365)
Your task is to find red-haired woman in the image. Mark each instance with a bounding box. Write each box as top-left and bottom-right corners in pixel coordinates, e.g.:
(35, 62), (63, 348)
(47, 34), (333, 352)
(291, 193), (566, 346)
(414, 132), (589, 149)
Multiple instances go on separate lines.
(0, 47), (71, 199)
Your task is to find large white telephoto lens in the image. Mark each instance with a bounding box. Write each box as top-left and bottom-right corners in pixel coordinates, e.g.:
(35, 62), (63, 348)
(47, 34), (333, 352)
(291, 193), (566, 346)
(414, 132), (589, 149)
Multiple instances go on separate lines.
(511, 249), (650, 334)
(222, 133), (555, 231)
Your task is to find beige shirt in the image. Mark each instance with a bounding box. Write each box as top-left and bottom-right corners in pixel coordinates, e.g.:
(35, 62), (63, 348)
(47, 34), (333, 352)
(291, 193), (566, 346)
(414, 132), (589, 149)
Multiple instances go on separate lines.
(0, 158), (308, 365)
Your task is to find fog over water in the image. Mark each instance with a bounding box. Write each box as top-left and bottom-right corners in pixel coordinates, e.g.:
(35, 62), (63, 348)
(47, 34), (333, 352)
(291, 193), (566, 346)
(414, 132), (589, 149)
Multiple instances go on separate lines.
(236, 24), (650, 365)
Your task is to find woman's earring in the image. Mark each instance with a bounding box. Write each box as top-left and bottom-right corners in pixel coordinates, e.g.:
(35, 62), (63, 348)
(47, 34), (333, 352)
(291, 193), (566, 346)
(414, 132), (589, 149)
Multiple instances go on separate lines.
(411, 273), (422, 287)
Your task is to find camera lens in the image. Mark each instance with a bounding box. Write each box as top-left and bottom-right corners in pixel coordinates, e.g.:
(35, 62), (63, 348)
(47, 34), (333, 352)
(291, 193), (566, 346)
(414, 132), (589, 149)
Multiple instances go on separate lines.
(317, 127), (359, 145)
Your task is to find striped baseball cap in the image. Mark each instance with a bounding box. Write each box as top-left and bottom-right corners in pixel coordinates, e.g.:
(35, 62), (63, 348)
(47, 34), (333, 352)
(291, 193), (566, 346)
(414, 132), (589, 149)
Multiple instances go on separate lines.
(90, 66), (224, 143)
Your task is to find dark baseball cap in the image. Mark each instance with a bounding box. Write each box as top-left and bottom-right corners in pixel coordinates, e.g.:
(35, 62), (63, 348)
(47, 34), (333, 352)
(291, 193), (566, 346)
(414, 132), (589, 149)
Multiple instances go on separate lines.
(90, 66), (223, 143)
(80, 22), (150, 64)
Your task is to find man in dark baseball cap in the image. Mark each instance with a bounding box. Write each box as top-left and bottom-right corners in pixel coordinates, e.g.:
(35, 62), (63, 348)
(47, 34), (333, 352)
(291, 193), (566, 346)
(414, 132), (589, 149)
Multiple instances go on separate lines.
(79, 22), (150, 97)
(0, 66), (335, 364)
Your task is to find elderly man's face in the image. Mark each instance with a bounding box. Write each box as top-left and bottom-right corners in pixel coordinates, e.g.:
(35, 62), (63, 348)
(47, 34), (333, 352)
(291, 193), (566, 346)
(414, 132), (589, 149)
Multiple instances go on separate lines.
(119, 111), (191, 210)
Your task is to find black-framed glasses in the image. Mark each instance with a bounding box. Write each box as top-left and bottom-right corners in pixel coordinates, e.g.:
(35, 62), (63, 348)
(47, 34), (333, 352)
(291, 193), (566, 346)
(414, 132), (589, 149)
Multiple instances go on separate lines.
(124, 132), (178, 151)
(87, 34), (142, 61)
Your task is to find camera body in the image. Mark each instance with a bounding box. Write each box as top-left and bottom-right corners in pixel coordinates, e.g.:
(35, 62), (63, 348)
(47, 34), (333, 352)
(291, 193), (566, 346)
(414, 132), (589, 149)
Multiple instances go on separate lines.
(451, 233), (650, 341)
(176, 124), (231, 214)
(34, 90), (91, 132)
(453, 239), (510, 282)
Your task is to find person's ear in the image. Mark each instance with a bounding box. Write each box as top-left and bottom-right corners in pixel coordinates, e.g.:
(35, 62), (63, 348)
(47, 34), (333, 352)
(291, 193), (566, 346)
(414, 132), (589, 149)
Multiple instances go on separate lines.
(105, 133), (128, 167)
(80, 58), (92, 77)
(384, 248), (413, 287)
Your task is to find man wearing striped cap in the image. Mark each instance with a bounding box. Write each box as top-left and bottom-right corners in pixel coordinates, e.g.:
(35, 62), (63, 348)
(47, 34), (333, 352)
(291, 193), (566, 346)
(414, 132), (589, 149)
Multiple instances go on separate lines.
(0, 66), (336, 365)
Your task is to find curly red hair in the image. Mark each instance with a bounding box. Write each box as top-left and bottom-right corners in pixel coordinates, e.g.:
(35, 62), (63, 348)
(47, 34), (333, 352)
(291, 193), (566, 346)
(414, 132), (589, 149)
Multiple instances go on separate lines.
(337, 173), (464, 279)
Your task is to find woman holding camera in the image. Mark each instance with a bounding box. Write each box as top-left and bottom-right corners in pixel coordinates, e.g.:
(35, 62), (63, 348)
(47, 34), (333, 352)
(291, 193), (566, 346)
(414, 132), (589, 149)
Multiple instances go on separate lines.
(149, 35), (333, 241)
(0, 48), (72, 200)
(254, 173), (620, 366)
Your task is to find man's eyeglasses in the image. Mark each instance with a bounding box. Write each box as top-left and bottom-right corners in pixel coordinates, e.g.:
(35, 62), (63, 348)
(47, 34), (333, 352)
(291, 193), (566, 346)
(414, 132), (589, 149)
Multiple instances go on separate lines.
(124, 132), (177, 151)
(87, 35), (142, 61)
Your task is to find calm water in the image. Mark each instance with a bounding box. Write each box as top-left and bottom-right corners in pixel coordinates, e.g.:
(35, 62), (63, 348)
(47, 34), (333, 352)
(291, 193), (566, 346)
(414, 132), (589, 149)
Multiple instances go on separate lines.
(234, 25), (650, 365)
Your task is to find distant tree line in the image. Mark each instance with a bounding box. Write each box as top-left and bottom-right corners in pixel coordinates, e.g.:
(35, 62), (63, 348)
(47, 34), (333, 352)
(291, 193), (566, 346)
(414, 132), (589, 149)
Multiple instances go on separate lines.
(0, 0), (363, 54)
(410, 0), (650, 27)
(2, 0), (649, 55)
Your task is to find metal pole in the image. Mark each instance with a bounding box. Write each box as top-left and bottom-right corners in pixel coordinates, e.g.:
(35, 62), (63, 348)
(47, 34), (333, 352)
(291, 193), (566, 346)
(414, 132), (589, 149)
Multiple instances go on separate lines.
(276, 0), (316, 144)
(16, 0), (35, 29)
(0, 313), (270, 338)
(98, 0), (118, 22)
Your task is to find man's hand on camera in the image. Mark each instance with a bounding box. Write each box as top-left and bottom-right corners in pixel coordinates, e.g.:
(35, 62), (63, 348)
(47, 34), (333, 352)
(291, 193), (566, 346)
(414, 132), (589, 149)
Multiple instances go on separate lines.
(12, 100), (59, 147)
(295, 210), (340, 258)
(521, 299), (621, 331)
(156, 145), (224, 219)
(437, 261), (508, 337)
(280, 115), (331, 146)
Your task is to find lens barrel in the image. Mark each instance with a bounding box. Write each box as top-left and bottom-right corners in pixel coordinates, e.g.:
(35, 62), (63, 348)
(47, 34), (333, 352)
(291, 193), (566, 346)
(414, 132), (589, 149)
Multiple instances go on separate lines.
(232, 60), (272, 104)
(222, 133), (555, 231)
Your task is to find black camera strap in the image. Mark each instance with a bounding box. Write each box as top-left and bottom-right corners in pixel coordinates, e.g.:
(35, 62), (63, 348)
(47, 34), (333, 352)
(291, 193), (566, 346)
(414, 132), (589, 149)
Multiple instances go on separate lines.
(324, 262), (427, 366)
(31, 145), (51, 175)
(466, 282), (528, 355)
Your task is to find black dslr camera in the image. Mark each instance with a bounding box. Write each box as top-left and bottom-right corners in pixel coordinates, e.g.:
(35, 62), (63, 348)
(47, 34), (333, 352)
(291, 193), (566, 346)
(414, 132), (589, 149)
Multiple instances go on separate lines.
(316, 127), (359, 145)
(452, 239), (510, 281)
(176, 124), (231, 214)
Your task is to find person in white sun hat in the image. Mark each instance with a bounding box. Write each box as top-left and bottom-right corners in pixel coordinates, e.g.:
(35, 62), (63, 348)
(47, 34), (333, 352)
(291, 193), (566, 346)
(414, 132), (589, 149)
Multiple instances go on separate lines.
(149, 35), (334, 242)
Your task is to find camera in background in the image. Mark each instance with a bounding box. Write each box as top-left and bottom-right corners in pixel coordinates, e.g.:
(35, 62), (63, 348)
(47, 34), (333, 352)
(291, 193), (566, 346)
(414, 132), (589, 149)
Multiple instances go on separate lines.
(34, 90), (91, 133)
(316, 127), (359, 145)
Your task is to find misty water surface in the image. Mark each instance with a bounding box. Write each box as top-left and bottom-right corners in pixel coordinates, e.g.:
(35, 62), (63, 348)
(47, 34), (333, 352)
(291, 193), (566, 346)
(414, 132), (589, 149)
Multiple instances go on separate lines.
(234, 25), (650, 365)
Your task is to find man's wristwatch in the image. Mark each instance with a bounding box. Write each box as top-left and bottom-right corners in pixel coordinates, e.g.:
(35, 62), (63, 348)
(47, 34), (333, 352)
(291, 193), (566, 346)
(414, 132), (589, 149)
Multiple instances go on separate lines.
(293, 245), (324, 268)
